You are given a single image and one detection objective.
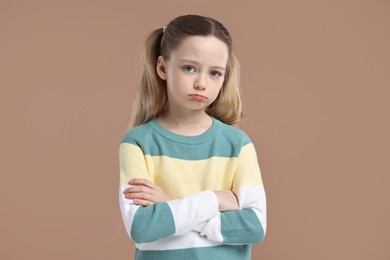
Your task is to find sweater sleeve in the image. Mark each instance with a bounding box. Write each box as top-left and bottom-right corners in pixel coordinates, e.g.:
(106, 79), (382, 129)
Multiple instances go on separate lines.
(193, 142), (267, 244)
(119, 142), (219, 244)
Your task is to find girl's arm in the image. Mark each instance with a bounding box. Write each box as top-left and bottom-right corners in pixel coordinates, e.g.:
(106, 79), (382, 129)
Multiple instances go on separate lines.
(125, 180), (240, 211)
(122, 142), (267, 245)
(123, 178), (173, 206)
(193, 142), (267, 245)
(119, 143), (220, 244)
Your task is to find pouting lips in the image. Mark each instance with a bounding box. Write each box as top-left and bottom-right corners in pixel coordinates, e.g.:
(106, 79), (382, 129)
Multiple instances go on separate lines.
(189, 94), (207, 101)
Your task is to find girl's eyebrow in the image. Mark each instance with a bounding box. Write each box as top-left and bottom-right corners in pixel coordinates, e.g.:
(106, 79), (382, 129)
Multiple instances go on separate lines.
(179, 59), (226, 71)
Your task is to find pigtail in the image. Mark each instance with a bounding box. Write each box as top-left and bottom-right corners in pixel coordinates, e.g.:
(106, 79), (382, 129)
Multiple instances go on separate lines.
(131, 28), (167, 127)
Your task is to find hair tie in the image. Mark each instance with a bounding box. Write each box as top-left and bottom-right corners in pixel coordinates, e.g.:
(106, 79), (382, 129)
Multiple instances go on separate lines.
(163, 26), (167, 33)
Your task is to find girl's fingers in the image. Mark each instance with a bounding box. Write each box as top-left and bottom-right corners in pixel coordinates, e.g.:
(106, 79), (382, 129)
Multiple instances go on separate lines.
(133, 198), (154, 207)
(124, 185), (153, 195)
(125, 191), (154, 201)
(123, 183), (158, 196)
(214, 190), (239, 212)
(123, 179), (173, 204)
(128, 178), (155, 188)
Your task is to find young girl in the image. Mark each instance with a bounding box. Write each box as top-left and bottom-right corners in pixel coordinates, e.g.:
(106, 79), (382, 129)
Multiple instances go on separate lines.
(119, 14), (266, 260)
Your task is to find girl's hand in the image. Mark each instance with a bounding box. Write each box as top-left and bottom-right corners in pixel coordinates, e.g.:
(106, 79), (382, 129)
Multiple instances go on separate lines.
(123, 178), (173, 206)
(214, 191), (239, 212)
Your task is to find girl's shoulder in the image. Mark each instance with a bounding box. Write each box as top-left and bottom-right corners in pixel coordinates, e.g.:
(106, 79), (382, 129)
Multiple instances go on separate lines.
(121, 120), (154, 145)
(216, 119), (252, 147)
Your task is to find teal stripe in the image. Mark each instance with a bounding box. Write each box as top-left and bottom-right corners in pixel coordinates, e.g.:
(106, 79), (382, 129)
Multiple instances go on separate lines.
(121, 117), (251, 160)
(131, 202), (175, 243)
(135, 244), (251, 260)
(221, 208), (264, 244)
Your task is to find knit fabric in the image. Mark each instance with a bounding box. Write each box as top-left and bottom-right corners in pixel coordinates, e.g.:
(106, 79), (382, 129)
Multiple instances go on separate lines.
(119, 117), (266, 260)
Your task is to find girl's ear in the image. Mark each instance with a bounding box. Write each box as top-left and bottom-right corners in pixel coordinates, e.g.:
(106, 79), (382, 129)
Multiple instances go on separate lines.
(156, 56), (167, 80)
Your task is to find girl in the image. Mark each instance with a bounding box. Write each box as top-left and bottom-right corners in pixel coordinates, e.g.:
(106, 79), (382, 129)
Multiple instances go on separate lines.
(119, 14), (266, 260)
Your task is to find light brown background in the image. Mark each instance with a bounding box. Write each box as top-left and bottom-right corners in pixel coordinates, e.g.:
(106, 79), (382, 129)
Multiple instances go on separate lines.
(1, 0), (389, 259)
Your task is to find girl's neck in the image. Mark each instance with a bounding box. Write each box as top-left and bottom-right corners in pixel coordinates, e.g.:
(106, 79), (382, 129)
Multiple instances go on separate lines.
(157, 110), (213, 136)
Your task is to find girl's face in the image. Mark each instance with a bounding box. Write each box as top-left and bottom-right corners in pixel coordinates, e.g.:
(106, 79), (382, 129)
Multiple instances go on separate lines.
(157, 36), (229, 115)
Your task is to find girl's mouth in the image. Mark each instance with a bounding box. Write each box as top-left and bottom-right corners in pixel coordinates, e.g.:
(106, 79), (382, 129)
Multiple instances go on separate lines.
(189, 94), (207, 101)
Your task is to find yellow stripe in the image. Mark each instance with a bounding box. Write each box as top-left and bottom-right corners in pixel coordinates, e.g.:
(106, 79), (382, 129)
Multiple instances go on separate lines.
(119, 143), (152, 184)
(119, 143), (263, 198)
(233, 143), (263, 191)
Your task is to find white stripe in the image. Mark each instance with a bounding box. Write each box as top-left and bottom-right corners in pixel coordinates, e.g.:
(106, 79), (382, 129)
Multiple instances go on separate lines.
(119, 184), (140, 237)
(194, 212), (223, 242)
(136, 231), (222, 250)
(193, 186), (267, 242)
(235, 185), (267, 233)
(167, 190), (219, 236)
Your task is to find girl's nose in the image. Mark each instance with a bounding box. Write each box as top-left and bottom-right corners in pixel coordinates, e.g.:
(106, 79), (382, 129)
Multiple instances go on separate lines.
(194, 77), (207, 90)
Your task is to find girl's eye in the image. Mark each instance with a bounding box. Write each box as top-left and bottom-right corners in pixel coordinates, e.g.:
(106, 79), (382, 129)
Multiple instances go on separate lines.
(183, 66), (195, 72)
(210, 71), (222, 78)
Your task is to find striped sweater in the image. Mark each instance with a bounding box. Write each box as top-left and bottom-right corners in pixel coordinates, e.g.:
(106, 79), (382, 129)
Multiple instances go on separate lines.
(119, 117), (266, 260)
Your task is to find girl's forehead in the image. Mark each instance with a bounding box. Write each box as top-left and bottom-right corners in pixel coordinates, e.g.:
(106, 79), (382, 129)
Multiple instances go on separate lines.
(170, 36), (229, 66)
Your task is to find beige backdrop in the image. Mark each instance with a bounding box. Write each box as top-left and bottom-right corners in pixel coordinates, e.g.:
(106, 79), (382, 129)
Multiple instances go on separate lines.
(1, 0), (389, 259)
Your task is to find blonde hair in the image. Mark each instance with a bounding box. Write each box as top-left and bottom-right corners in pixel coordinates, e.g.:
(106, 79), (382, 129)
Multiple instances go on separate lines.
(131, 15), (242, 127)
